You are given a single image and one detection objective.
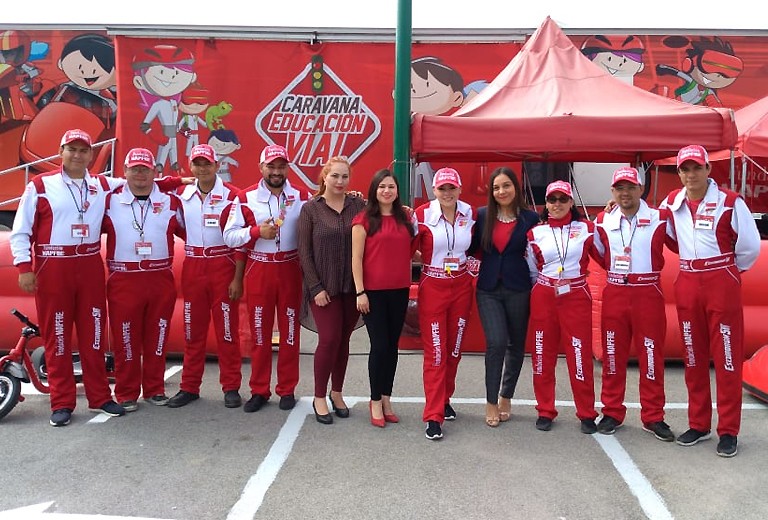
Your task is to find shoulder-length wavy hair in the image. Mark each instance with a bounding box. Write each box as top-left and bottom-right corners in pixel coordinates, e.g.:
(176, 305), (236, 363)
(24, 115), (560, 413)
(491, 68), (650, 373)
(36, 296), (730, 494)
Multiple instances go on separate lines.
(364, 169), (414, 237)
(481, 167), (529, 251)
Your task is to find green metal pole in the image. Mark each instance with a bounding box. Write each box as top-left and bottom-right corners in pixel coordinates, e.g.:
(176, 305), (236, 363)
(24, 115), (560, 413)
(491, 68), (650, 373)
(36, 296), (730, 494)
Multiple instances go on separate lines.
(394, 0), (412, 202)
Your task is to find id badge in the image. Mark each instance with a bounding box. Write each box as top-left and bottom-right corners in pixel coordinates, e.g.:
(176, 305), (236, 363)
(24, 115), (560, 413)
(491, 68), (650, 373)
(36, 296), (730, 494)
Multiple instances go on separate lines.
(443, 256), (460, 273)
(613, 255), (631, 272)
(71, 223), (90, 238)
(694, 215), (714, 230)
(204, 214), (219, 227)
(555, 280), (571, 296)
(135, 241), (153, 256)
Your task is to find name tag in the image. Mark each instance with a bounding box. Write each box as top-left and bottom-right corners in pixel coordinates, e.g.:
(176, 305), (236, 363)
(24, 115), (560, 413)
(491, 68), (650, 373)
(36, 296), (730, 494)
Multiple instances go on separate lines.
(613, 255), (631, 272)
(71, 223), (90, 238)
(555, 280), (571, 296)
(694, 215), (714, 230)
(443, 256), (460, 273)
(204, 214), (219, 227)
(135, 241), (153, 256)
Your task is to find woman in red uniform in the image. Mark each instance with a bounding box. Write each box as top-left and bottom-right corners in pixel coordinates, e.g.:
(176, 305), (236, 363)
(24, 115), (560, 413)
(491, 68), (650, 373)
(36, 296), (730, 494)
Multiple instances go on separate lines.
(526, 181), (599, 434)
(352, 169), (415, 428)
(299, 157), (365, 424)
(413, 168), (477, 441)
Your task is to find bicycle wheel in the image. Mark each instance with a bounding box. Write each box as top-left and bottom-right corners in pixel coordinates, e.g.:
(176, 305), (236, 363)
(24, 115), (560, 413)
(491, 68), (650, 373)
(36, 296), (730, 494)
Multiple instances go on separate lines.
(0, 372), (22, 420)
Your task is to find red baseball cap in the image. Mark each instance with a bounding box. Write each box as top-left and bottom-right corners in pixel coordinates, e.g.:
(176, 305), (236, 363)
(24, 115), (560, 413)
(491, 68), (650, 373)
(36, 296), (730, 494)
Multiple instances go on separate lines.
(611, 167), (641, 186)
(190, 144), (217, 164)
(124, 148), (156, 169)
(676, 145), (709, 167)
(60, 129), (93, 148)
(260, 145), (289, 164)
(545, 180), (573, 198)
(432, 167), (462, 188)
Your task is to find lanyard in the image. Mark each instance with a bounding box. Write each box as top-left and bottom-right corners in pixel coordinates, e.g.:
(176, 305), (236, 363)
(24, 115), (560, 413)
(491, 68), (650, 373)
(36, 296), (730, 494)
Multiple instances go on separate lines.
(551, 224), (571, 277)
(65, 178), (89, 222)
(130, 197), (151, 239)
(619, 214), (638, 253)
(268, 192), (286, 251)
(441, 209), (457, 255)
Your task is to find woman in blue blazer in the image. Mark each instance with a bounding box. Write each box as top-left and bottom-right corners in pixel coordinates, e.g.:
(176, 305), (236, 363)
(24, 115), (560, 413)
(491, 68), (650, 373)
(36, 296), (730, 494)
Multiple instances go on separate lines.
(469, 167), (539, 427)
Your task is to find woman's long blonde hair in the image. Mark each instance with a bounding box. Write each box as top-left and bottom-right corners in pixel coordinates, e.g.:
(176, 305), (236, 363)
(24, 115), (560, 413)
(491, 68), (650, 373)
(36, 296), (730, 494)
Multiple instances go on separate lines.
(315, 156), (351, 197)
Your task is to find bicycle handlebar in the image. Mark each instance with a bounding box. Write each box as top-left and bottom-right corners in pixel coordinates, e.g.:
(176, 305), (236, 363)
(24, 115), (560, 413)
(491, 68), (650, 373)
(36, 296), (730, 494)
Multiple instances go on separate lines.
(10, 308), (40, 335)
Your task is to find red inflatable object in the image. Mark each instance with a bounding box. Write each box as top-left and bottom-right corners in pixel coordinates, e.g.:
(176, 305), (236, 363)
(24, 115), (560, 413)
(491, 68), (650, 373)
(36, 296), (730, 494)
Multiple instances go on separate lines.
(743, 345), (768, 403)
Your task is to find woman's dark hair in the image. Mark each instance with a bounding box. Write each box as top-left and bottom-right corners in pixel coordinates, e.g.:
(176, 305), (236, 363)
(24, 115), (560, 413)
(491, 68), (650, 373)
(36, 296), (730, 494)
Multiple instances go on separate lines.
(481, 167), (529, 251)
(540, 204), (583, 223)
(364, 169), (415, 237)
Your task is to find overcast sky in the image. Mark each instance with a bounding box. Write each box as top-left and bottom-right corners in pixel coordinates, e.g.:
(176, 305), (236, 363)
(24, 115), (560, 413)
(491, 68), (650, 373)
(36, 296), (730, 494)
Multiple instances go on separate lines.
(5, 0), (766, 31)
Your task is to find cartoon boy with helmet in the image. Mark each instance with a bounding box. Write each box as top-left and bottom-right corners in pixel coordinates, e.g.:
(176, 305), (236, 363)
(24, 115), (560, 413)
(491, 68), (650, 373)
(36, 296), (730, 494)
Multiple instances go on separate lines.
(581, 34), (645, 85)
(132, 44), (196, 172)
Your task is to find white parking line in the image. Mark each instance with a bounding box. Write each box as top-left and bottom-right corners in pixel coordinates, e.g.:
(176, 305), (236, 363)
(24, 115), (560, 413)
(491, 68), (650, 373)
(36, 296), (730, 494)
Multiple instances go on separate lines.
(594, 435), (675, 520)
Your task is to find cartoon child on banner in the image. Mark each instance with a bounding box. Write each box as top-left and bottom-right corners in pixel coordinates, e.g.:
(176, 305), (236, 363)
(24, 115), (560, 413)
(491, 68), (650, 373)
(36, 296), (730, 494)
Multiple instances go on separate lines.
(409, 56), (486, 201)
(580, 35), (645, 85)
(208, 128), (241, 183)
(37, 34), (117, 130)
(0, 29), (45, 122)
(178, 81), (209, 158)
(132, 44), (196, 173)
(656, 36), (743, 106)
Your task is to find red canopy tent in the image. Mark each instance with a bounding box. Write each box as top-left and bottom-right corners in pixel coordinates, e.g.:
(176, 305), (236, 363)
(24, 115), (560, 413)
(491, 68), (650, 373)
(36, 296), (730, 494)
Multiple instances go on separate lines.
(410, 16), (738, 164)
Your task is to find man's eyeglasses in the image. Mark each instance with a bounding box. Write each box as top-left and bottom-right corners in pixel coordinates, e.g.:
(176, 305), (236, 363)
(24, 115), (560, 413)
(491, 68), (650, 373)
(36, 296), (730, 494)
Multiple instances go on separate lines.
(546, 195), (570, 204)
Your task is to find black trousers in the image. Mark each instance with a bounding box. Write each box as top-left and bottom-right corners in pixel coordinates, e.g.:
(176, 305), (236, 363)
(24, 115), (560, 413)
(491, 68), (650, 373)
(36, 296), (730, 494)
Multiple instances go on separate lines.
(362, 288), (410, 400)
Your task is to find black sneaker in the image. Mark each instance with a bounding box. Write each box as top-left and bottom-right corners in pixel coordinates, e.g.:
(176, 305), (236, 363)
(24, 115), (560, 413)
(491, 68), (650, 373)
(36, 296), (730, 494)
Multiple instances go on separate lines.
(444, 403), (457, 421)
(244, 394), (268, 413)
(278, 394), (296, 410)
(224, 390), (242, 408)
(50, 408), (72, 427)
(144, 395), (170, 406)
(676, 428), (711, 446)
(580, 419), (598, 434)
(597, 416), (622, 435)
(89, 400), (126, 417)
(535, 416), (553, 431)
(120, 400), (139, 413)
(425, 420), (443, 440)
(167, 391), (200, 408)
(643, 421), (675, 442)
(716, 434), (738, 458)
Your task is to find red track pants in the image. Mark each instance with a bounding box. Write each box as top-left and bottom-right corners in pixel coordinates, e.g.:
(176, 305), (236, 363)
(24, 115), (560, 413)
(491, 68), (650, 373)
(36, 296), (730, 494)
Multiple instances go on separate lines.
(179, 256), (242, 394)
(35, 254), (113, 411)
(600, 283), (666, 424)
(108, 270), (177, 402)
(418, 273), (473, 423)
(245, 258), (301, 398)
(674, 267), (744, 436)
(530, 282), (597, 421)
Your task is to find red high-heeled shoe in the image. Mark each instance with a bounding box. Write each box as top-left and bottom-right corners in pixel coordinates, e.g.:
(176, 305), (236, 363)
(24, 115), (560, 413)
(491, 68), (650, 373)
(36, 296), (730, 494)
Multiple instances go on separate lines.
(383, 412), (400, 423)
(369, 401), (385, 428)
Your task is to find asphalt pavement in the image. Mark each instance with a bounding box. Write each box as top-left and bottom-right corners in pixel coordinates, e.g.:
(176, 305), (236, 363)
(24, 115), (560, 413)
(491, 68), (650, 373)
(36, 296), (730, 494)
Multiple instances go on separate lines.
(2, 327), (767, 520)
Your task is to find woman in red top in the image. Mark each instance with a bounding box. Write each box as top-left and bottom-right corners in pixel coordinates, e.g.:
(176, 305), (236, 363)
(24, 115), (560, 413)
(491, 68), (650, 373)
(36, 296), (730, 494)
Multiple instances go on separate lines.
(352, 169), (415, 428)
(298, 157), (365, 425)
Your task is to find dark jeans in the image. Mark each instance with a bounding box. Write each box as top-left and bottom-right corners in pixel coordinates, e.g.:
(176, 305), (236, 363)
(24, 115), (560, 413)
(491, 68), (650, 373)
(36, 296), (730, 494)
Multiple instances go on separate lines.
(362, 288), (410, 400)
(476, 283), (530, 404)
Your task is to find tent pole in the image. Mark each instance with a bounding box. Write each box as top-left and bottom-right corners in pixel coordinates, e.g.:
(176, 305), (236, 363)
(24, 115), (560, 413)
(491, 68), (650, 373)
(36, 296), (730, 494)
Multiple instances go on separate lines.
(741, 155), (748, 198)
(730, 149), (736, 191)
(393, 0), (412, 203)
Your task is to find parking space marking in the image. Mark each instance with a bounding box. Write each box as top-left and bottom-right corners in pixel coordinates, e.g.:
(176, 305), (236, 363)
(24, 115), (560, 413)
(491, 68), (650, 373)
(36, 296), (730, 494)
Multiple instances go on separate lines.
(594, 435), (674, 520)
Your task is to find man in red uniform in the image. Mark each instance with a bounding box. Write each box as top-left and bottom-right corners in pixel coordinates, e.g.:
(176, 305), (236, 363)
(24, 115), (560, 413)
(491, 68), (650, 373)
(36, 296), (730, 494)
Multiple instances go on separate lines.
(167, 144), (245, 409)
(10, 129), (125, 426)
(102, 148), (184, 411)
(662, 145), (760, 457)
(223, 145), (310, 413)
(594, 167), (673, 441)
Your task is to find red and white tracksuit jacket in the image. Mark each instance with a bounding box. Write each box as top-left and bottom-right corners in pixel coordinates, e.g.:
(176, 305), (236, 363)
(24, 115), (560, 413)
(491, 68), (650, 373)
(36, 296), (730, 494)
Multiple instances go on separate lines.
(414, 199), (476, 423)
(661, 179), (760, 436)
(594, 201), (669, 425)
(526, 216), (598, 421)
(102, 184), (184, 402)
(176, 179), (243, 395)
(223, 179), (310, 399)
(10, 168), (125, 412)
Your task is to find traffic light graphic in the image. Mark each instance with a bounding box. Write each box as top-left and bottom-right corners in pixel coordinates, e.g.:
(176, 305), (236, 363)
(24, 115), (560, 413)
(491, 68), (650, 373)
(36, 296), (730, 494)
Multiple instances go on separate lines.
(311, 55), (324, 94)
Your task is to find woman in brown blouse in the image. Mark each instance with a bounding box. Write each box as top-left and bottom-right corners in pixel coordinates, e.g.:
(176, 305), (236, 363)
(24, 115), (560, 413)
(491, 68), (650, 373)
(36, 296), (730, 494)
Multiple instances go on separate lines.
(298, 157), (365, 424)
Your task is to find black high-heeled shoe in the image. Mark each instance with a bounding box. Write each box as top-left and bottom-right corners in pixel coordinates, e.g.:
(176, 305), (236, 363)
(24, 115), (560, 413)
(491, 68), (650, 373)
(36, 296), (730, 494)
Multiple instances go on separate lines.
(329, 392), (350, 418)
(313, 400), (333, 425)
